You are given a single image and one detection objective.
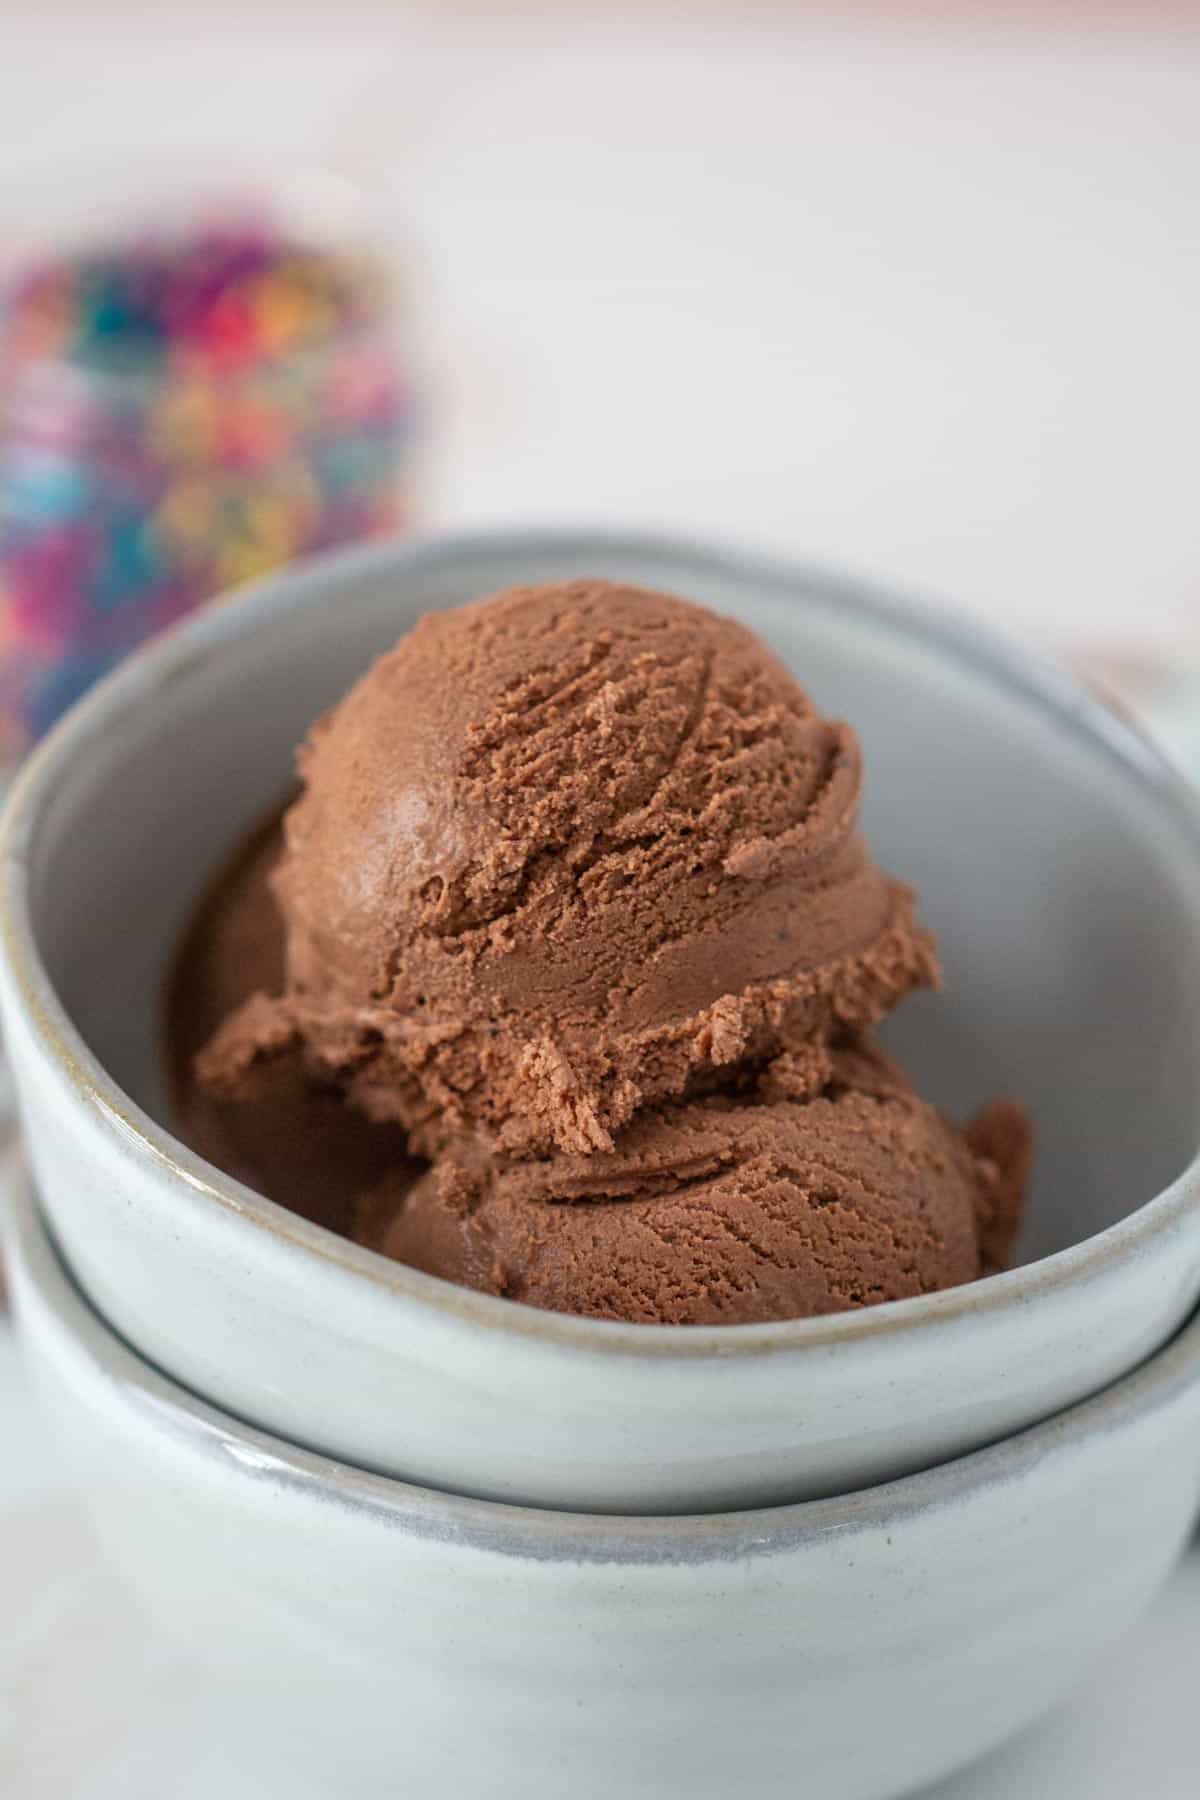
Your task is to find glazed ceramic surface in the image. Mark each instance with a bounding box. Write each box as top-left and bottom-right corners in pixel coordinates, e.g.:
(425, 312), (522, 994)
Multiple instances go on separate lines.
(3, 530), (1200, 1512)
(9, 1177), (1200, 1800)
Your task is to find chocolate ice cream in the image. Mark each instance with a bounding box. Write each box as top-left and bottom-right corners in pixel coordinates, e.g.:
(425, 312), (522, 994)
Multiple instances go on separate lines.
(178, 576), (1030, 1326)
(354, 1041), (1028, 1325)
(168, 813), (416, 1237)
(199, 579), (937, 1159)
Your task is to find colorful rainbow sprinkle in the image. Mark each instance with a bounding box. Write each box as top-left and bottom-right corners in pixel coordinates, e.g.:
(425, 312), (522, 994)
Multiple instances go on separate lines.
(0, 214), (414, 754)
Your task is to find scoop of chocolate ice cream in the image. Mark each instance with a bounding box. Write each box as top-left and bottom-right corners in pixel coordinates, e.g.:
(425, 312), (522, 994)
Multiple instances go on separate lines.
(168, 812), (417, 1236)
(354, 1042), (1028, 1326)
(200, 580), (937, 1158)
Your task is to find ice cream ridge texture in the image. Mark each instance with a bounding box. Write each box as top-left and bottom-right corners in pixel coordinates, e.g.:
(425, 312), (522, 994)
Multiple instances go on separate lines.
(191, 578), (1030, 1324)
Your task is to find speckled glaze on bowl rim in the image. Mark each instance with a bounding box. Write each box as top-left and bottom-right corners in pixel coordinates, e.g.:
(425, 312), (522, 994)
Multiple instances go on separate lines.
(2, 524), (1199, 1364)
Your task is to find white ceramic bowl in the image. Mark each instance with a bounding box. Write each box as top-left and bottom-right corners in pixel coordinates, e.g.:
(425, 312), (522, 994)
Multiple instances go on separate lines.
(9, 1174), (1200, 1800)
(3, 529), (1200, 1514)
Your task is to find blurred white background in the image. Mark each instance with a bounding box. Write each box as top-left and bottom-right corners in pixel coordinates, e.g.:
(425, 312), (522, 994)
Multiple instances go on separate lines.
(2, 11), (1196, 666)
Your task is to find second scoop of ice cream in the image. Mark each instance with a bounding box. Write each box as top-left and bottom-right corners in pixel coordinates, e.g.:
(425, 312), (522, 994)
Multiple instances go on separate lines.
(200, 579), (938, 1157)
(354, 1042), (1029, 1325)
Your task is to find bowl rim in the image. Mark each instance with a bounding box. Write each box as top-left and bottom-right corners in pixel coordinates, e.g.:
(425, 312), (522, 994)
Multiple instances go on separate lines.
(3, 523), (1200, 1363)
(10, 1166), (1200, 1557)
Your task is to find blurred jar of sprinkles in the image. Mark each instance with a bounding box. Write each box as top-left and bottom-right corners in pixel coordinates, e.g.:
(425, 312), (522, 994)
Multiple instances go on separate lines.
(0, 175), (416, 760)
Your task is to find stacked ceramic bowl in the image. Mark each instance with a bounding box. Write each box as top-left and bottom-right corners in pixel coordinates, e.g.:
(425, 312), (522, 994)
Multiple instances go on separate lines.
(5, 531), (1200, 1800)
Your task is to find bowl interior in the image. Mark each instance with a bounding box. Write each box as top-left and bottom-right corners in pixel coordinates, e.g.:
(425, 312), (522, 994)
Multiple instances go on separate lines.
(16, 533), (1200, 1266)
